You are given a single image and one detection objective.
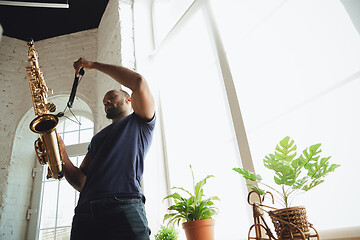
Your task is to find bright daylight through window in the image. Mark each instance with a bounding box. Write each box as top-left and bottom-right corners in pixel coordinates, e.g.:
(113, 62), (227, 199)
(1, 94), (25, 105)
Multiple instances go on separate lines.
(147, 0), (360, 238)
(36, 116), (93, 240)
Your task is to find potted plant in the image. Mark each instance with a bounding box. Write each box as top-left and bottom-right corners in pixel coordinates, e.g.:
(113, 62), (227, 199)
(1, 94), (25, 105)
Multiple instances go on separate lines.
(155, 225), (179, 240)
(163, 165), (219, 240)
(233, 136), (340, 237)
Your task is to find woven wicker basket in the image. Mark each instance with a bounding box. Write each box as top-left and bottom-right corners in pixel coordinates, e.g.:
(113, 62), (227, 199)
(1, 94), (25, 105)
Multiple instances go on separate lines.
(269, 206), (310, 238)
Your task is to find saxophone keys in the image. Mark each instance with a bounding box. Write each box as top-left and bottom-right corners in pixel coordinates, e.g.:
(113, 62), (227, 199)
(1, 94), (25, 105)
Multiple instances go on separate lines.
(47, 102), (56, 112)
(34, 138), (47, 165)
(46, 166), (53, 179)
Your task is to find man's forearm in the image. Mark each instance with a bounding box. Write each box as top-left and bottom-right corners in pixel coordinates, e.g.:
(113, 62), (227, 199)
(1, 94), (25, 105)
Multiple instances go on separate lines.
(59, 140), (86, 192)
(63, 161), (86, 192)
(91, 61), (143, 92)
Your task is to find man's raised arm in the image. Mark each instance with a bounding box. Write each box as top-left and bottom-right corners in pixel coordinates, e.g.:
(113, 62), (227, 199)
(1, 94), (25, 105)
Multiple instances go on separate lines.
(73, 58), (155, 120)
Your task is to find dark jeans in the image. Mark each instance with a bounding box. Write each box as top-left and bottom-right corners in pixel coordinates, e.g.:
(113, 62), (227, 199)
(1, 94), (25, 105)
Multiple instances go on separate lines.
(70, 197), (150, 240)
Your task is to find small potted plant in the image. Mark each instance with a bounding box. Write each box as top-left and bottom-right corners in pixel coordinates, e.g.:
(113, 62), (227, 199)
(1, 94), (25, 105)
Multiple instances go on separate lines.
(233, 136), (340, 238)
(163, 165), (219, 240)
(155, 225), (179, 240)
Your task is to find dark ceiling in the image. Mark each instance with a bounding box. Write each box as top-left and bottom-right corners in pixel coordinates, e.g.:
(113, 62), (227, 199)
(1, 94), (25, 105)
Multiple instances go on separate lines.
(0, 0), (109, 41)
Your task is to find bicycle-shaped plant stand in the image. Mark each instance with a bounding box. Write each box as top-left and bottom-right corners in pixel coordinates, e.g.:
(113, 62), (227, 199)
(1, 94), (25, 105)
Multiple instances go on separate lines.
(247, 191), (320, 240)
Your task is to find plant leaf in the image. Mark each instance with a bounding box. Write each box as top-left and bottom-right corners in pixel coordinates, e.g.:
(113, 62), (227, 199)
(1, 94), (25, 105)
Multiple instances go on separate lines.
(292, 176), (308, 189)
(264, 154), (281, 171)
(306, 156), (334, 178)
(247, 184), (265, 195)
(233, 168), (262, 182)
(163, 192), (184, 203)
(172, 187), (192, 196)
(302, 179), (325, 191)
(194, 175), (214, 204)
(274, 136), (297, 163)
(273, 165), (296, 186)
(295, 144), (321, 171)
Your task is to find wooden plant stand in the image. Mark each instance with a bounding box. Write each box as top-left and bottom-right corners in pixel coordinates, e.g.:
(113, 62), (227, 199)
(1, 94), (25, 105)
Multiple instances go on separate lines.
(247, 191), (320, 240)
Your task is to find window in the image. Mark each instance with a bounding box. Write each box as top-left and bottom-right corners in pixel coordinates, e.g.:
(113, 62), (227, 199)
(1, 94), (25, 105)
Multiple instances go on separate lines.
(153, 0), (195, 45)
(139, 0), (360, 238)
(30, 115), (93, 240)
(210, 0), (360, 231)
(151, 8), (250, 239)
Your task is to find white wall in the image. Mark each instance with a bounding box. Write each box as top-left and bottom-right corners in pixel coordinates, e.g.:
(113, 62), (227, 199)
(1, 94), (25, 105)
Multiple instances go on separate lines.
(0, 0), (137, 237)
(96, 0), (128, 132)
(0, 37), (35, 239)
(0, 29), (98, 239)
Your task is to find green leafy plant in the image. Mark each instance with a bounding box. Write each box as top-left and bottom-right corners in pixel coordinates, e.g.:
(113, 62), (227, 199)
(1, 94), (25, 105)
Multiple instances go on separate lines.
(233, 136), (340, 208)
(154, 225), (179, 240)
(163, 165), (219, 225)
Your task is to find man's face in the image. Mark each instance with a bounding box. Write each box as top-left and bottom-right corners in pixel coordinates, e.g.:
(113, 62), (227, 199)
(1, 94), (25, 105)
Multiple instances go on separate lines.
(103, 90), (129, 119)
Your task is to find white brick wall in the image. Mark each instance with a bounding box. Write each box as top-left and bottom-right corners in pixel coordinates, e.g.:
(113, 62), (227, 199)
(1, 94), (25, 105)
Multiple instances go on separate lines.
(95, 0), (125, 132)
(0, 29), (98, 239)
(91, 0), (136, 133)
(0, 37), (29, 173)
(0, 0), (133, 238)
(0, 37), (30, 240)
(0, 36), (34, 240)
(36, 29), (99, 120)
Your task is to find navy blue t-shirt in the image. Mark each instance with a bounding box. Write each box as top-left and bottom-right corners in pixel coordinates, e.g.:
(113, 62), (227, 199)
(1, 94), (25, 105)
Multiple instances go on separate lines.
(77, 113), (156, 206)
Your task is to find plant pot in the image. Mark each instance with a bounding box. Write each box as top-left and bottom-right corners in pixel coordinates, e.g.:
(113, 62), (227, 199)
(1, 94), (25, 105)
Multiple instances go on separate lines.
(269, 206), (310, 239)
(182, 219), (215, 240)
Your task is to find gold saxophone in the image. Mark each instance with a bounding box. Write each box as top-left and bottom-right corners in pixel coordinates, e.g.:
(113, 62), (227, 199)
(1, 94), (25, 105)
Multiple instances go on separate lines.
(26, 40), (64, 180)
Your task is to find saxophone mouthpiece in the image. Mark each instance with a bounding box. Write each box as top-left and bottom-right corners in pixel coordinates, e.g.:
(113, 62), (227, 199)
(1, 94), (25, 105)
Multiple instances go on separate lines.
(27, 39), (34, 47)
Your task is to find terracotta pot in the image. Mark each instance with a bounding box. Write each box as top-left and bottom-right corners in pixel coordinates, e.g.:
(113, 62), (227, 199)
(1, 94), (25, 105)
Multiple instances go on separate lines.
(182, 219), (215, 240)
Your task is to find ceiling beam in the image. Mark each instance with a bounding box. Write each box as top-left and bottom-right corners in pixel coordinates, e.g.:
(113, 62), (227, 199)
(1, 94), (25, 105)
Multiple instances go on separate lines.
(0, 1), (69, 8)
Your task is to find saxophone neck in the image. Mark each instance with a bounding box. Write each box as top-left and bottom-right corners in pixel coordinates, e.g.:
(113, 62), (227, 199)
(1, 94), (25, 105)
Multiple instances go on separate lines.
(26, 40), (56, 116)
(27, 40), (40, 69)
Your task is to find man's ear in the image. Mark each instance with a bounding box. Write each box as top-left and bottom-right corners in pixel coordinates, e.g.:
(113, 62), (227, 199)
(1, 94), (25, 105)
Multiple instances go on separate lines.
(126, 97), (132, 103)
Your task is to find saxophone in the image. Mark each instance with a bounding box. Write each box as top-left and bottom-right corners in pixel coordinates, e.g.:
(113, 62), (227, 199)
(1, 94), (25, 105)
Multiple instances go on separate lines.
(26, 40), (64, 180)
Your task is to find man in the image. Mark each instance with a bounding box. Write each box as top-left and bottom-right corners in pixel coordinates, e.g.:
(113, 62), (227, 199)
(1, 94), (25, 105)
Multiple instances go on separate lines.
(59, 58), (156, 240)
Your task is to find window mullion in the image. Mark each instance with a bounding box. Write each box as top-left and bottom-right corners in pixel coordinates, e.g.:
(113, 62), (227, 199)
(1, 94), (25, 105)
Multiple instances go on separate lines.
(54, 180), (61, 239)
(201, 2), (256, 175)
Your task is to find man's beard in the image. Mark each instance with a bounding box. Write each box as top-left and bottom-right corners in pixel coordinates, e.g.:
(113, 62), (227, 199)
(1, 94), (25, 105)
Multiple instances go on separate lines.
(106, 107), (122, 119)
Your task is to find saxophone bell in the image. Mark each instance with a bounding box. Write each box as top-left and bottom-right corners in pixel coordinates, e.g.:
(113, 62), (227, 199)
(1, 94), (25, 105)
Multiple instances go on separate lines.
(30, 114), (64, 180)
(30, 114), (64, 179)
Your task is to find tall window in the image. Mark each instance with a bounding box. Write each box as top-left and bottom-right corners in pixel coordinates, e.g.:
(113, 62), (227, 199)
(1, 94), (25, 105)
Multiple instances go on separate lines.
(33, 115), (93, 240)
(153, 0), (195, 45)
(210, 0), (360, 231)
(152, 7), (250, 239)
(142, 0), (360, 238)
